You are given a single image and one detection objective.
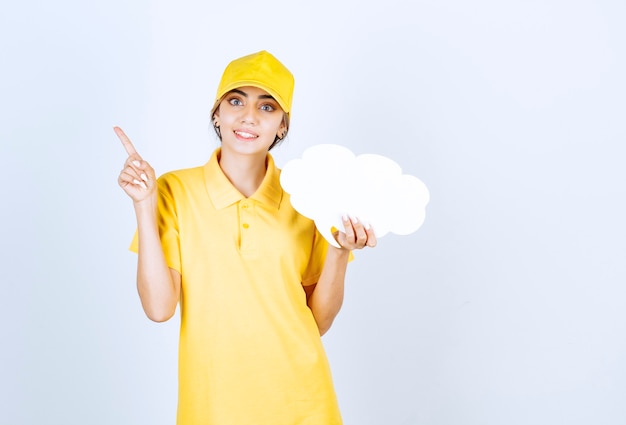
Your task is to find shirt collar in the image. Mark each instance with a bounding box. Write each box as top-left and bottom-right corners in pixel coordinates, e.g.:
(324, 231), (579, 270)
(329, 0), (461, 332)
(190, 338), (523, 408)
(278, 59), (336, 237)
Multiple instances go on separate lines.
(203, 148), (283, 210)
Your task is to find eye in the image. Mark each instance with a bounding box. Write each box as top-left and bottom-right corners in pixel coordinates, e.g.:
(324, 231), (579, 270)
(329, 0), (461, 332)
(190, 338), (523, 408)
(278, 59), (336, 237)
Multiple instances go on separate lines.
(228, 98), (243, 106)
(260, 104), (275, 112)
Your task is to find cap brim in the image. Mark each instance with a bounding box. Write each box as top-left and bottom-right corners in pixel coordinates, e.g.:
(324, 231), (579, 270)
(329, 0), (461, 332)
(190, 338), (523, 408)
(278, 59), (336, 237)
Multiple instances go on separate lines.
(211, 80), (290, 116)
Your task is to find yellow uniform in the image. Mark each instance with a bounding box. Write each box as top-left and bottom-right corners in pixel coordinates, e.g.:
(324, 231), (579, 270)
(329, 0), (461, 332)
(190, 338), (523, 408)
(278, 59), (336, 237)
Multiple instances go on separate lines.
(131, 148), (342, 425)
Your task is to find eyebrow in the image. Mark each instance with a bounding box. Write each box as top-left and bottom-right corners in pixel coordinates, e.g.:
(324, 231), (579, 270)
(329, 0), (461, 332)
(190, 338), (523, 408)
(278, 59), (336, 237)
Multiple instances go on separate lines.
(230, 88), (276, 101)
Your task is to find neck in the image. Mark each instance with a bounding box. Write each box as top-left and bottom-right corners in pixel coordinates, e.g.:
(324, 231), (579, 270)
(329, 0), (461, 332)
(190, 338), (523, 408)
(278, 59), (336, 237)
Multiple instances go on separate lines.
(218, 149), (268, 198)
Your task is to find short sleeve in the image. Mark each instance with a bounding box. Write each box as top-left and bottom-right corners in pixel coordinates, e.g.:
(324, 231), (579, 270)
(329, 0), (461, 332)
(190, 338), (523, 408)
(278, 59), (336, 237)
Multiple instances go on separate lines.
(128, 174), (182, 274)
(301, 227), (354, 286)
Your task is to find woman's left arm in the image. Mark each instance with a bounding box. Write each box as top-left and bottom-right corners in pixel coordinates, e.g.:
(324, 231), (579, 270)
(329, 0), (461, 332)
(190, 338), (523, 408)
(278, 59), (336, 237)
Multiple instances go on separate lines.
(305, 215), (376, 336)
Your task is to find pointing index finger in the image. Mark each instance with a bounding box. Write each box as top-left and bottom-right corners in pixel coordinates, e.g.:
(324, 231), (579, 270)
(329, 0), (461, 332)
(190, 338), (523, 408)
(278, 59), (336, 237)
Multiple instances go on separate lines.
(114, 126), (141, 158)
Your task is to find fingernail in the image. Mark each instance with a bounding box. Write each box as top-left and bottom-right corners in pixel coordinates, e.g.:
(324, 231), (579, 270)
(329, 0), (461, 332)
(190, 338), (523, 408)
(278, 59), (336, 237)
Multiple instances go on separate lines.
(132, 179), (148, 190)
(342, 214), (349, 222)
(350, 215), (358, 224)
(140, 173), (148, 182)
(132, 160), (141, 167)
(364, 222), (371, 230)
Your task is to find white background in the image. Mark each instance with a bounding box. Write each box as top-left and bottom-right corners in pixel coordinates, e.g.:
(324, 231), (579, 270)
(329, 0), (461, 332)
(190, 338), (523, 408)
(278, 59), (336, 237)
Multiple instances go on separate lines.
(1, 1), (625, 424)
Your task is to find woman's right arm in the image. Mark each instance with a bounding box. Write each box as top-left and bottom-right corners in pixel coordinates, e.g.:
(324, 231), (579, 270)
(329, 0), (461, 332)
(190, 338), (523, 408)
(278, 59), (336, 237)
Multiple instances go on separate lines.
(115, 126), (181, 322)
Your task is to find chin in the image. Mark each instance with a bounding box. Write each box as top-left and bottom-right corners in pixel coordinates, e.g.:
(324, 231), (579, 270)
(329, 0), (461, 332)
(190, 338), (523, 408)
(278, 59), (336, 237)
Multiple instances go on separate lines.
(222, 141), (272, 156)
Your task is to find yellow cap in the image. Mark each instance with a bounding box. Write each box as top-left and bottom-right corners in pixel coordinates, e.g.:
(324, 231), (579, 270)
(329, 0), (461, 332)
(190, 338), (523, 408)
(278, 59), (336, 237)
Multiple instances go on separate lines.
(212, 50), (294, 116)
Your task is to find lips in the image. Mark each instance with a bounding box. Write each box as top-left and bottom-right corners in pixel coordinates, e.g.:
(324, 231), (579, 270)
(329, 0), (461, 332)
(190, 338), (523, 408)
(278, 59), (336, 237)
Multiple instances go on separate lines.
(234, 130), (258, 139)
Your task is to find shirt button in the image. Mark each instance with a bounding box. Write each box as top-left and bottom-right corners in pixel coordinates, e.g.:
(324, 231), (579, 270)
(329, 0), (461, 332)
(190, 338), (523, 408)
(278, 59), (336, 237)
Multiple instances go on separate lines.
(241, 204), (248, 209)
(242, 223), (249, 229)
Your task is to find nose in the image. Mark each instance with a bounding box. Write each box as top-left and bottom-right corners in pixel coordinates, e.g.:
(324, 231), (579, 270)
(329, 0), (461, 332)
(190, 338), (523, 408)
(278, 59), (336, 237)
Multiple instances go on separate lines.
(240, 104), (258, 125)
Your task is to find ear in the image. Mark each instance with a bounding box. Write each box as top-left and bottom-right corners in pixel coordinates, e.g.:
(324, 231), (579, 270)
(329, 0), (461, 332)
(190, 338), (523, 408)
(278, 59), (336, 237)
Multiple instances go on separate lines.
(212, 110), (220, 127)
(277, 121), (287, 138)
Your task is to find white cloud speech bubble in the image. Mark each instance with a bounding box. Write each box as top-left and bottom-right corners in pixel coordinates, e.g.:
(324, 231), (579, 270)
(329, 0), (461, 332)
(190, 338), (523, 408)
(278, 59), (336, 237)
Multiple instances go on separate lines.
(280, 144), (430, 248)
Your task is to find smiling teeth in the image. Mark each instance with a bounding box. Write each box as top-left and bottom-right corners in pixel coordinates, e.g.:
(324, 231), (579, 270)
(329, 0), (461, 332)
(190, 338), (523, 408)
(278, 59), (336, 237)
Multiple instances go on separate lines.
(235, 131), (256, 138)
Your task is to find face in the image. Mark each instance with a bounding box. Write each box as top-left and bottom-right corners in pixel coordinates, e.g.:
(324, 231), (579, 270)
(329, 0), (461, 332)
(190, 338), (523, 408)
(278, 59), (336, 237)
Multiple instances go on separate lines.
(213, 86), (287, 156)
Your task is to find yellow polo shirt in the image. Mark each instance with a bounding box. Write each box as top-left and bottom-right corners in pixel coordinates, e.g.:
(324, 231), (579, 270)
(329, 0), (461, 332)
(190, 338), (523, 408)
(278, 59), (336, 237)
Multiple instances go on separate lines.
(131, 148), (342, 425)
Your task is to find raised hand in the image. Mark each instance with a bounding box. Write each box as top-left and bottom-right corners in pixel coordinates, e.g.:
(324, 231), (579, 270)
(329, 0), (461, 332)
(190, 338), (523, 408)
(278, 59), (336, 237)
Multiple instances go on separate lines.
(115, 126), (157, 203)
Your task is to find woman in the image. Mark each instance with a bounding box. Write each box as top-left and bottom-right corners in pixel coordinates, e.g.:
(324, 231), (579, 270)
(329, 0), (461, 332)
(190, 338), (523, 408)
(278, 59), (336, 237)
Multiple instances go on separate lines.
(116, 50), (376, 424)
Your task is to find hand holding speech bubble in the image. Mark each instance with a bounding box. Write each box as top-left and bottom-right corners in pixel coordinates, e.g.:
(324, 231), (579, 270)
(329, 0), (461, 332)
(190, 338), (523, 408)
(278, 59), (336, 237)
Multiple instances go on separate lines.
(280, 144), (430, 248)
